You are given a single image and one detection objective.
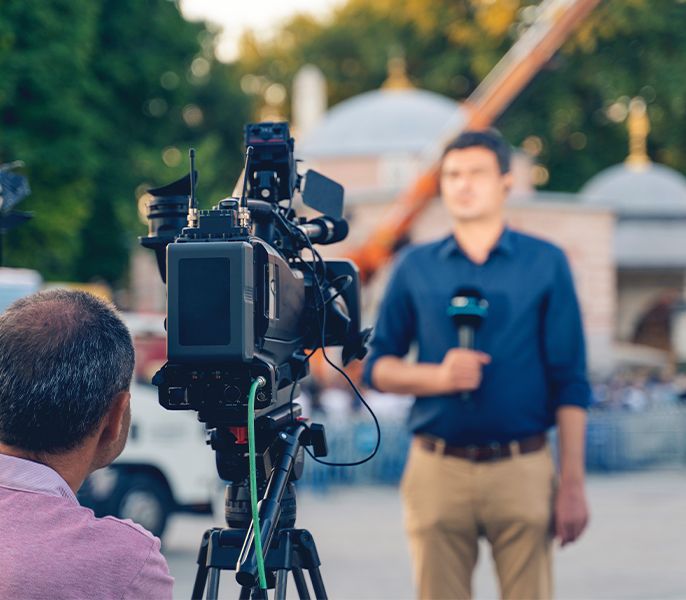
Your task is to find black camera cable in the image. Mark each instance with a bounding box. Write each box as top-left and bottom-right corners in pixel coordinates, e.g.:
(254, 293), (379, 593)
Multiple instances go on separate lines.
(273, 209), (381, 467)
(304, 260), (381, 467)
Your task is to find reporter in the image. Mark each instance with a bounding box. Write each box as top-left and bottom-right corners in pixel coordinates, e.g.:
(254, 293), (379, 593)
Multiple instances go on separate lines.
(365, 130), (590, 599)
(0, 290), (173, 599)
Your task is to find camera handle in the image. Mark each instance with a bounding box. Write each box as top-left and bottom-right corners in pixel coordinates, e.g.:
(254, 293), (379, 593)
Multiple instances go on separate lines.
(192, 422), (328, 600)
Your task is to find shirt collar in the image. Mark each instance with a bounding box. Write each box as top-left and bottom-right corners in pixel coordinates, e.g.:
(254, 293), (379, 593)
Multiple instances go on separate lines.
(0, 452), (78, 504)
(438, 226), (515, 260)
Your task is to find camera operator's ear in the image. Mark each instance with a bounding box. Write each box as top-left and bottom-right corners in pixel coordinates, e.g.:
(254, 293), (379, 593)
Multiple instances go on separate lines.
(99, 391), (131, 446)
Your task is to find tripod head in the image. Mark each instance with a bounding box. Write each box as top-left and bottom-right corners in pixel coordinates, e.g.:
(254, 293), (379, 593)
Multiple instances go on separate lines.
(207, 401), (326, 524)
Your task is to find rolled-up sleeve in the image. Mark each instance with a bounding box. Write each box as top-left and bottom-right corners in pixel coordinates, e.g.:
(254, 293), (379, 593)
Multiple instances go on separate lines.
(362, 251), (417, 390)
(542, 249), (592, 410)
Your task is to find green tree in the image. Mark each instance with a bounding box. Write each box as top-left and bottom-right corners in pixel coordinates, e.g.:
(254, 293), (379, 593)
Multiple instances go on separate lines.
(0, 0), (252, 285)
(0, 0), (100, 277)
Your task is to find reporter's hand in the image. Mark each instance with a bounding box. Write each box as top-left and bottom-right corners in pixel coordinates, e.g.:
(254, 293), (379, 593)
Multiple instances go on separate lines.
(437, 348), (491, 395)
(555, 480), (589, 547)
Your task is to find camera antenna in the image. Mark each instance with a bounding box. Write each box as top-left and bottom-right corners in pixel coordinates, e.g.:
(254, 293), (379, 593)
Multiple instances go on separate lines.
(188, 148), (198, 227)
(238, 146), (254, 229)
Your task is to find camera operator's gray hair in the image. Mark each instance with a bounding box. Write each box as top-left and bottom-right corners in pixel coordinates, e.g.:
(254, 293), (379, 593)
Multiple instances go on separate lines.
(0, 289), (135, 453)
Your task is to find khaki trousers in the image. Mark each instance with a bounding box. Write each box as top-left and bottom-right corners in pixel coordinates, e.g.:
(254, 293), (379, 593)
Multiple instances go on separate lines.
(400, 439), (556, 600)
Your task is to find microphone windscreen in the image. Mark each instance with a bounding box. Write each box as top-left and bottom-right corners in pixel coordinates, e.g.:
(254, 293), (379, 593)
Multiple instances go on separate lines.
(453, 286), (483, 300)
(331, 218), (349, 243)
(448, 287), (488, 327)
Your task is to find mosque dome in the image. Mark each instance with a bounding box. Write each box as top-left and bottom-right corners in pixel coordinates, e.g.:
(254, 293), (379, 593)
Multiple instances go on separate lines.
(581, 162), (686, 216)
(299, 60), (464, 158)
(581, 98), (686, 216)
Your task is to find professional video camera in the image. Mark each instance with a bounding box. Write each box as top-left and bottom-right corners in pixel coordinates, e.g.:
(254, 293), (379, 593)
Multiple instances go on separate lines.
(139, 122), (372, 598)
(141, 121), (369, 425)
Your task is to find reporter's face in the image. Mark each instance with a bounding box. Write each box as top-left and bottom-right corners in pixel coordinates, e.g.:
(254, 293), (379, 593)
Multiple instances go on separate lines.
(440, 147), (511, 223)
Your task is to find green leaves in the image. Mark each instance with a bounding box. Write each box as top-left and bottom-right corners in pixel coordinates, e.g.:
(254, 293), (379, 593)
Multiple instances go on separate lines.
(5, 0), (685, 284)
(0, 0), (251, 285)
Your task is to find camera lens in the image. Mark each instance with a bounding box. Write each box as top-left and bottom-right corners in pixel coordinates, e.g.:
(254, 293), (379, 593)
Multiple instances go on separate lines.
(146, 195), (188, 241)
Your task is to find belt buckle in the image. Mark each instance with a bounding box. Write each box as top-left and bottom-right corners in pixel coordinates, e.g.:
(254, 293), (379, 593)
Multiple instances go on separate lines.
(426, 436), (446, 455)
(465, 445), (478, 461)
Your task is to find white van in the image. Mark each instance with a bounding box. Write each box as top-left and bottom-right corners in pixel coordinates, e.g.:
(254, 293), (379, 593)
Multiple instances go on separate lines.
(78, 382), (221, 538)
(0, 267), (41, 311)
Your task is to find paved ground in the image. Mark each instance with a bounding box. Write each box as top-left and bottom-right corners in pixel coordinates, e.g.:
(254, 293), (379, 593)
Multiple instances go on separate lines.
(163, 470), (686, 599)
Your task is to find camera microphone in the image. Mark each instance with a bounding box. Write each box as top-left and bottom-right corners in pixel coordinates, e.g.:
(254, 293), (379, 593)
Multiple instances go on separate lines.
(447, 287), (489, 402)
(298, 216), (349, 245)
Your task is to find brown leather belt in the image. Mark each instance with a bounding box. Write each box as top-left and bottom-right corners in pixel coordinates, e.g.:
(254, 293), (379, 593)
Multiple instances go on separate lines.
(415, 433), (546, 462)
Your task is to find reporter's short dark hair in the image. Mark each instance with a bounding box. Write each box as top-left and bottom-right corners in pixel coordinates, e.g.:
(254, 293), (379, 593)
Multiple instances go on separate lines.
(442, 128), (512, 174)
(0, 289), (135, 453)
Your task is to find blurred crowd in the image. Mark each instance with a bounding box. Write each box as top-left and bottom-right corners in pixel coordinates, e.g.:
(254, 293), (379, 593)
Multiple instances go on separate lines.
(297, 364), (686, 420)
(591, 369), (686, 412)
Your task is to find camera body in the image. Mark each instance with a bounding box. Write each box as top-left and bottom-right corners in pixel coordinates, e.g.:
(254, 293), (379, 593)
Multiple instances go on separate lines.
(141, 122), (369, 427)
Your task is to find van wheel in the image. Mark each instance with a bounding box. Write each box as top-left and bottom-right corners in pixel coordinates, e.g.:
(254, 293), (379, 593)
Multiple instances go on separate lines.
(113, 474), (172, 539)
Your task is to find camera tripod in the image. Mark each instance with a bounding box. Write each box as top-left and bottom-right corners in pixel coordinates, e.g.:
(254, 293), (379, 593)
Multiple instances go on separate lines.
(192, 418), (329, 600)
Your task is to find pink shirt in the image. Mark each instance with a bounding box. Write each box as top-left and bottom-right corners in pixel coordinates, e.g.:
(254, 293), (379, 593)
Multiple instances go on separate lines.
(0, 453), (174, 599)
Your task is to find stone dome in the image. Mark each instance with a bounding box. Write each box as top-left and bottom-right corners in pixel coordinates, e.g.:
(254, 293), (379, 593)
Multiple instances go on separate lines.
(581, 162), (686, 216)
(299, 88), (464, 158)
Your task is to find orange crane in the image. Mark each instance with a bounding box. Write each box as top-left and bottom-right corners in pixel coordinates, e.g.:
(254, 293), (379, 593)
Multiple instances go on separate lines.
(348, 0), (601, 282)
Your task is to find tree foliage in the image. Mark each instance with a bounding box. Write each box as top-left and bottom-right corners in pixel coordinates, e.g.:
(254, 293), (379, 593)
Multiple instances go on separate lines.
(0, 0), (252, 284)
(4, 0), (683, 283)
(237, 0), (685, 192)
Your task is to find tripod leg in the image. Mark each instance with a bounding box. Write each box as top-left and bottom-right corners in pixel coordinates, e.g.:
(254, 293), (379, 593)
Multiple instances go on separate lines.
(192, 571), (208, 600)
(307, 567), (328, 600)
(251, 587), (269, 600)
(192, 531), (211, 600)
(207, 567), (221, 600)
(291, 568), (311, 600)
(274, 569), (289, 600)
(239, 586), (251, 600)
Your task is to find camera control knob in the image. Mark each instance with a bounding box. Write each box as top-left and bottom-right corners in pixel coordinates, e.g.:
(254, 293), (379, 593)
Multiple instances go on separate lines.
(223, 385), (241, 404)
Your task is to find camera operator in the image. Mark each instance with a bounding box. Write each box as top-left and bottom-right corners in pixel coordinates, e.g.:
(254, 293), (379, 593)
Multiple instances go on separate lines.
(364, 130), (590, 599)
(0, 290), (173, 599)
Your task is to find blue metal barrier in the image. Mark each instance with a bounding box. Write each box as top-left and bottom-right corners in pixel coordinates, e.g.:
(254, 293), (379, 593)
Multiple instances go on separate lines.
(297, 407), (686, 489)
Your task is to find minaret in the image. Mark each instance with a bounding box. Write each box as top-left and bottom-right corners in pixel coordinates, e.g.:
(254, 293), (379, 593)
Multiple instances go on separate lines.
(625, 97), (650, 171)
(382, 52), (413, 91)
(292, 64), (327, 138)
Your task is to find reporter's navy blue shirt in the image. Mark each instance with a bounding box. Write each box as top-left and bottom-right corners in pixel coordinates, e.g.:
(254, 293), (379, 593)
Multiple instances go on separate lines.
(363, 228), (591, 446)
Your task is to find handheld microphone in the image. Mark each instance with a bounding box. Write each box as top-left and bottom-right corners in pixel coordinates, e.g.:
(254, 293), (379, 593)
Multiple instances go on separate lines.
(447, 287), (489, 402)
(298, 216), (349, 245)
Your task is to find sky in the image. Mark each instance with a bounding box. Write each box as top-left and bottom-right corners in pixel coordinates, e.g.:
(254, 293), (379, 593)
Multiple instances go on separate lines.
(180, 0), (344, 62)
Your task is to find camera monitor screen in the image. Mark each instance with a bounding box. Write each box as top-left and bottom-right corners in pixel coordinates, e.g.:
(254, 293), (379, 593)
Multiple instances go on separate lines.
(179, 257), (231, 346)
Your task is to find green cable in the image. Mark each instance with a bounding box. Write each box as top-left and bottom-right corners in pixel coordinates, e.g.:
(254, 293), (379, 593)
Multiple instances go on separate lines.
(248, 378), (268, 590)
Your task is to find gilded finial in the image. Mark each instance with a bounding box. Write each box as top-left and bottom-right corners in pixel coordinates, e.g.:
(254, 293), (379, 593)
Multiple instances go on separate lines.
(382, 54), (413, 91)
(626, 97), (650, 170)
